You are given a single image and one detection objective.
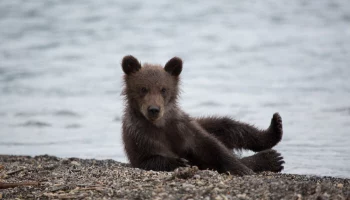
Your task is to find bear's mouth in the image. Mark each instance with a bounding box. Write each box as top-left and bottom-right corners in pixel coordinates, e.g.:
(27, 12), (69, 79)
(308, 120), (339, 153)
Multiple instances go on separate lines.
(146, 115), (161, 123)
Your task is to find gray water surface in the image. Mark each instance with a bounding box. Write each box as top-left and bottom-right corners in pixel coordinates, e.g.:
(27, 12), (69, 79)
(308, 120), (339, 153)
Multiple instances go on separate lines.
(0, 0), (349, 178)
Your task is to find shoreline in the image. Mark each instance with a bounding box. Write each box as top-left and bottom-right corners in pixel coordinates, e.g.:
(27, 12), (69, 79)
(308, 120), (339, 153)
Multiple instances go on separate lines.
(0, 155), (348, 199)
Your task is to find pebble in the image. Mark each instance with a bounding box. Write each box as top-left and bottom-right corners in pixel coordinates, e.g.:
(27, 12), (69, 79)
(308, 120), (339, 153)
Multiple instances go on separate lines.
(218, 181), (227, 188)
(0, 155), (348, 199)
(296, 194), (302, 200)
(44, 164), (58, 170)
(182, 183), (195, 188)
(215, 195), (229, 200)
(237, 193), (246, 198)
(215, 195), (223, 200)
(323, 192), (330, 198)
(196, 180), (205, 186)
(70, 161), (81, 166)
(61, 159), (70, 164)
(316, 185), (322, 193)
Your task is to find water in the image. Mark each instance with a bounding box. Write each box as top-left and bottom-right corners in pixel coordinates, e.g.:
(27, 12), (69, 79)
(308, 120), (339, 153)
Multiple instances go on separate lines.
(0, 0), (349, 178)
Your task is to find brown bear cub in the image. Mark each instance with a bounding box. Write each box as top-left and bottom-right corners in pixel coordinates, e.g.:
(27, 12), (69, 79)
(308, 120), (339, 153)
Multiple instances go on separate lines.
(121, 55), (284, 175)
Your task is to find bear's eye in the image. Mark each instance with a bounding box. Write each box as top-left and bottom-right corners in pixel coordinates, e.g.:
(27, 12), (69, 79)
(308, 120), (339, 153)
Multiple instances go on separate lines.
(161, 88), (166, 94)
(141, 87), (148, 94)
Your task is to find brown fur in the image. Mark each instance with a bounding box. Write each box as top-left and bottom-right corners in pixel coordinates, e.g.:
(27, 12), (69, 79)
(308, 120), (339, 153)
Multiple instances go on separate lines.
(121, 55), (284, 175)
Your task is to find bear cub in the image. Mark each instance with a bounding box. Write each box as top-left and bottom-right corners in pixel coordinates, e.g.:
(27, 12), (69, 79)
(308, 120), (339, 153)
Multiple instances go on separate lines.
(121, 55), (284, 175)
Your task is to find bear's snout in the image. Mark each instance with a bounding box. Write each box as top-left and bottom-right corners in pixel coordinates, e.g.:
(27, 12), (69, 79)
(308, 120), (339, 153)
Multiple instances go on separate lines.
(148, 106), (160, 118)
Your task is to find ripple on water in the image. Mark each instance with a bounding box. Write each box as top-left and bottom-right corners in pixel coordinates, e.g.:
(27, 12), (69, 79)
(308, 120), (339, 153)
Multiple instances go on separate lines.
(53, 110), (80, 117)
(14, 110), (81, 118)
(198, 101), (222, 107)
(16, 120), (51, 127)
(261, 102), (292, 107)
(322, 107), (350, 115)
(114, 116), (122, 122)
(28, 41), (60, 50)
(65, 124), (81, 129)
(15, 112), (38, 117)
(0, 142), (56, 146)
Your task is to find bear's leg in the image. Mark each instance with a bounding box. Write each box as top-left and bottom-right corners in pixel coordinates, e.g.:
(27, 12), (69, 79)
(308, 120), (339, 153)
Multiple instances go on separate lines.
(240, 149), (284, 172)
(195, 113), (283, 152)
(187, 121), (254, 176)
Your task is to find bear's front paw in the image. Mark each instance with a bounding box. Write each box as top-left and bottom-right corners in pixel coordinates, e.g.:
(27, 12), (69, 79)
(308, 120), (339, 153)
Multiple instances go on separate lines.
(268, 113), (283, 145)
(238, 166), (255, 176)
(229, 164), (255, 176)
(175, 158), (190, 167)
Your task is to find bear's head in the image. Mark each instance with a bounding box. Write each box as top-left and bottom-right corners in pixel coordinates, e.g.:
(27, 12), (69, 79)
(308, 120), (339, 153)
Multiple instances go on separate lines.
(122, 55), (182, 123)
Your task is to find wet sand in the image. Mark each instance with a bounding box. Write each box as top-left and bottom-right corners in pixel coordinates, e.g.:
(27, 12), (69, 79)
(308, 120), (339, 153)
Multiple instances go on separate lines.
(0, 155), (348, 199)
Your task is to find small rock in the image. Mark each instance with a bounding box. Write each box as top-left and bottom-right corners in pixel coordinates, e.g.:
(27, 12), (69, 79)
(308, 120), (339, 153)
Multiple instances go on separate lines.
(316, 185), (322, 193)
(169, 182), (176, 186)
(218, 181), (227, 189)
(182, 183), (195, 188)
(237, 193), (246, 198)
(70, 161), (81, 166)
(221, 195), (228, 200)
(323, 192), (330, 197)
(316, 195), (326, 200)
(0, 165), (4, 171)
(44, 164), (58, 170)
(0, 193), (2, 199)
(196, 180), (205, 186)
(336, 183), (343, 188)
(296, 194), (302, 200)
(49, 185), (69, 192)
(213, 187), (224, 193)
(194, 174), (201, 179)
(215, 195), (223, 200)
(61, 159), (70, 164)
(173, 166), (199, 179)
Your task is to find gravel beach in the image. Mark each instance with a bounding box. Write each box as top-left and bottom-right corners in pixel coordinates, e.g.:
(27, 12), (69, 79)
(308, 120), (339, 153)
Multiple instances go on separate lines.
(0, 155), (348, 199)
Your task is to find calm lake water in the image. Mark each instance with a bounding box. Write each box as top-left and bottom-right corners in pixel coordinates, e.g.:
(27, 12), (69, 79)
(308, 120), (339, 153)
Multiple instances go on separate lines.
(0, 0), (349, 178)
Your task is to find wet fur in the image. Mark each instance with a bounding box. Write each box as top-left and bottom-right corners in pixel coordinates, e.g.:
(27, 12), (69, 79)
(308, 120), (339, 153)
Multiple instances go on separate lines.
(121, 55), (284, 175)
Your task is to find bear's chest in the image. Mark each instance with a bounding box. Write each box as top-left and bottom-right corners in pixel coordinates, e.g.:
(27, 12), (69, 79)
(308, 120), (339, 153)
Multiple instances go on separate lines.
(164, 123), (194, 156)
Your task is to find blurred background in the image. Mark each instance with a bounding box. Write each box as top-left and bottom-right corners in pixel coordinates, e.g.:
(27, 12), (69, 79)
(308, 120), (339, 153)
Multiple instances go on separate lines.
(0, 0), (349, 178)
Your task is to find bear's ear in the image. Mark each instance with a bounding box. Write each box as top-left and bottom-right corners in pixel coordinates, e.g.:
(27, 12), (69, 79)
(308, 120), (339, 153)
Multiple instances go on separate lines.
(122, 55), (141, 75)
(164, 57), (183, 76)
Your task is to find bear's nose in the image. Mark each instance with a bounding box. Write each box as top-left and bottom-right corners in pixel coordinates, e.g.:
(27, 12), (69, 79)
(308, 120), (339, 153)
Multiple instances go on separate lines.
(148, 106), (160, 116)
